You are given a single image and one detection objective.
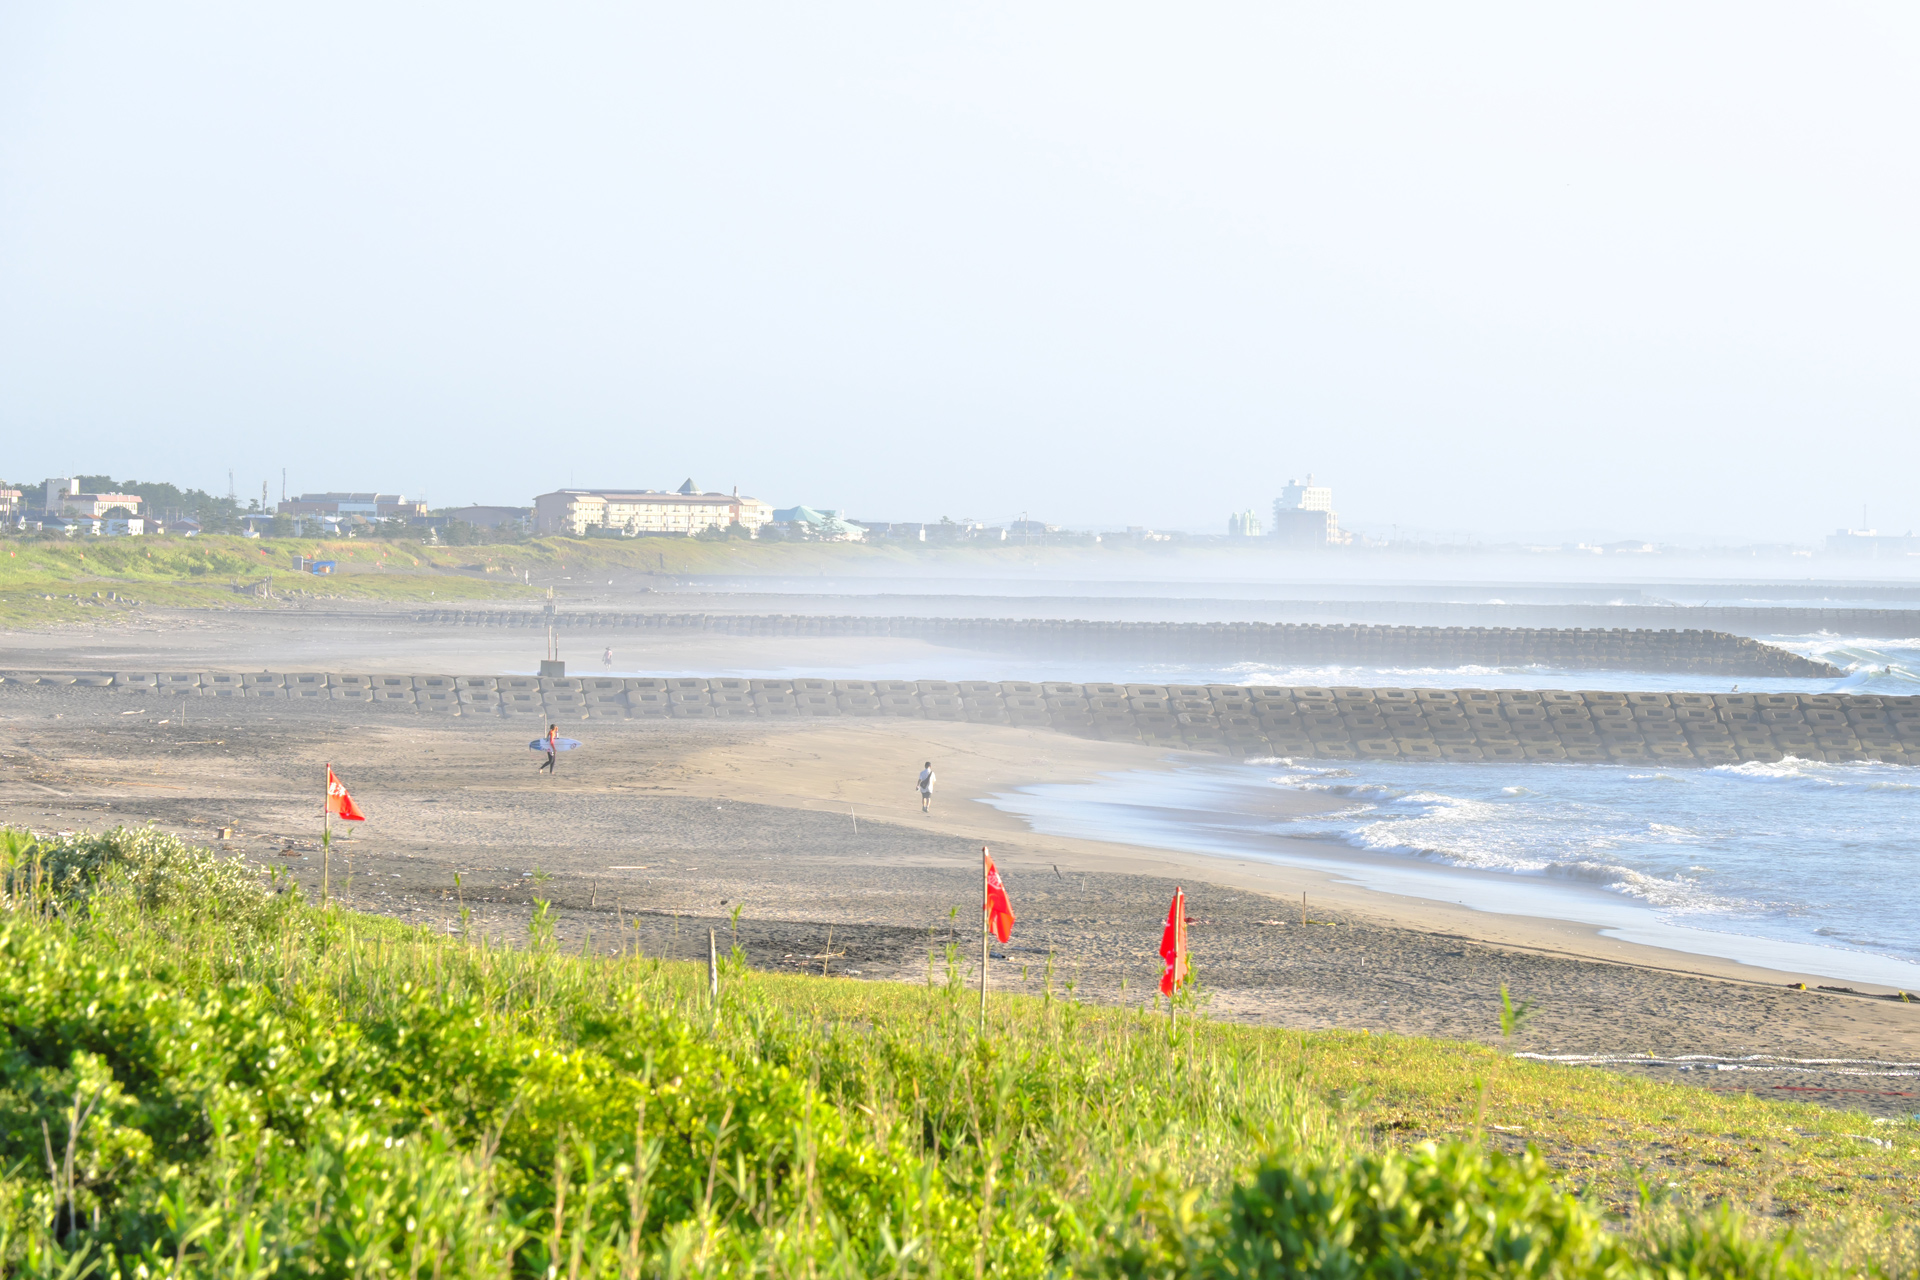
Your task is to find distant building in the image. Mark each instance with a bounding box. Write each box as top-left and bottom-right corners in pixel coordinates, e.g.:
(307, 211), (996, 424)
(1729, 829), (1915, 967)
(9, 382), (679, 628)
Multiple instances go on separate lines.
(927, 520), (1003, 542)
(105, 517), (145, 537)
(49, 515), (103, 536)
(533, 481), (773, 537)
(42, 478), (142, 519)
(0, 490), (21, 521)
(279, 493), (426, 520)
(770, 506), (867, 541)
(1827, 529), (1920, 558)
(1271, 474), (1347, 547)
(849, 520), (928, 541)
(443, 505), (532, 530)
(1006, 519), (1059, 538)
(1226, 510), (1263, 537)
(1276, 476), (1333, 514)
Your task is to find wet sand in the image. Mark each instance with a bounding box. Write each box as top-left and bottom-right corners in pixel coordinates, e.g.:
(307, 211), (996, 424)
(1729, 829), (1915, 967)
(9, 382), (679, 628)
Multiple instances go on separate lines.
(4, 678), (1918, 1117)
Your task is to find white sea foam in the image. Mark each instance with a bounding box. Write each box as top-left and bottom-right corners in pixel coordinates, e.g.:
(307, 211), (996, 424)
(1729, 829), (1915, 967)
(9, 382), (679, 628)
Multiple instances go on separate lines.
(981, 747), (1920, 978)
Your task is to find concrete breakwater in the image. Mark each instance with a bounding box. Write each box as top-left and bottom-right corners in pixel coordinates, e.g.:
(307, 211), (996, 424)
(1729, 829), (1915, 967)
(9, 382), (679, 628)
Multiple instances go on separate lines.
(462, 596), (1920, 638)
(1242, 601), (1920, 637)
(405, 612), (1838, 678)
(9, 672), (1914, 768)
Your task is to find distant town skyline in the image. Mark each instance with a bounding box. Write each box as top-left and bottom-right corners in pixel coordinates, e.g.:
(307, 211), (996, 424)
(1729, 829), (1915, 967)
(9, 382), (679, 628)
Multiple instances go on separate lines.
(10, 466), (1917, 558)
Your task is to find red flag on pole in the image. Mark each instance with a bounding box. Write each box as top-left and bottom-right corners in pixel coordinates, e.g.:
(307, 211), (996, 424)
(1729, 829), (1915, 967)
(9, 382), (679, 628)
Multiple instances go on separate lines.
(326, 765), (367, 822)
(1158, 887), (1189, 996)
(984, 851), (1015, 943)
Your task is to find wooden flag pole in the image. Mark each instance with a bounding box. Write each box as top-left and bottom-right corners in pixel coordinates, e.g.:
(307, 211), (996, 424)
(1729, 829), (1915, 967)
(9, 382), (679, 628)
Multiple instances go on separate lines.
(1169, 886), (1178, 1024)
(980, 845), (990, 1029)
(1170, 886), (1186, 1024)
(322, 764), (332, 904)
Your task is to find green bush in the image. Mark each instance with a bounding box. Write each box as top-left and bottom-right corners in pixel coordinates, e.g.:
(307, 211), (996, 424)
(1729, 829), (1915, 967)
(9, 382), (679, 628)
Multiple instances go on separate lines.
(2, 826), (285, 928)
(1205, 1142), (1630, 1279)
(1633, 1203), (1819, 1280)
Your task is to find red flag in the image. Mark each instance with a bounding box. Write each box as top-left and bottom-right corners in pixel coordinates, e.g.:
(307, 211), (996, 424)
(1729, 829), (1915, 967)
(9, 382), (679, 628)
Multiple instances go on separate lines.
(1158, 887), (1189, 996)
(984, 851), (1015, 943)
(326, 765), (367, 822)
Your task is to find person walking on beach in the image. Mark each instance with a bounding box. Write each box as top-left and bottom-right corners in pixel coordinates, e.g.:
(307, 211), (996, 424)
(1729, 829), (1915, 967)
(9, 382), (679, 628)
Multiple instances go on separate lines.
(602, 646), (614, 669)
(916, 761), (935, 813)
(539, 724), (559, 774)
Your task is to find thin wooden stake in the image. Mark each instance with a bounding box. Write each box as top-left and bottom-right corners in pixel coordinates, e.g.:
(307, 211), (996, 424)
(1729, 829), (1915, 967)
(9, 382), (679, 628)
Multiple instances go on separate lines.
(1168, 886), (1188, 1027)
(980, 845), (990, 1029)
(322, 763), (331, 904)
(707, 928), (718, 1005)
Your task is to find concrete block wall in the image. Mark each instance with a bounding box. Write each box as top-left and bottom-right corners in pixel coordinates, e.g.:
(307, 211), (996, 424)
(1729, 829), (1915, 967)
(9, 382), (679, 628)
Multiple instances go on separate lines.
(6, 671), (1913, 767)
(404, 612), (1838, 678)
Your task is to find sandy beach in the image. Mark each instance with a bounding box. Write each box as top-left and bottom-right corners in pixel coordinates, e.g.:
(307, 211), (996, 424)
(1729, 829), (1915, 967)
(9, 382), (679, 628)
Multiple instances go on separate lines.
(4, 673), (1917, 1118)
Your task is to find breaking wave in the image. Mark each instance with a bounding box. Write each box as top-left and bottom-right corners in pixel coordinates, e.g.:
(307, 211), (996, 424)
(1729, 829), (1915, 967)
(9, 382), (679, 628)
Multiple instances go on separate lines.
(983, 748), (1920, 975)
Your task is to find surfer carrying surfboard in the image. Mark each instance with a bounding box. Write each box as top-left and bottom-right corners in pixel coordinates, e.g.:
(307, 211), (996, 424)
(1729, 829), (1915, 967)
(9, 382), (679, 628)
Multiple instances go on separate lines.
(539, 723), (559, 774)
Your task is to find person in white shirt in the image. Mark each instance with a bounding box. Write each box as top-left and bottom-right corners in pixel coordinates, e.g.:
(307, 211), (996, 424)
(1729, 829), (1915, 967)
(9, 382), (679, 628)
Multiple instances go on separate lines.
(916, 762), (935, 813)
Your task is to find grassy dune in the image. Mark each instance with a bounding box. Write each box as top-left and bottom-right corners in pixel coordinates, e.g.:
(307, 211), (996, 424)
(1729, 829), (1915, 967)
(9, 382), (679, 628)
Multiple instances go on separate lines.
(0, 532), (1294, 629)
(0, 537), (534, 627)
(2, 827), (1914, 1278)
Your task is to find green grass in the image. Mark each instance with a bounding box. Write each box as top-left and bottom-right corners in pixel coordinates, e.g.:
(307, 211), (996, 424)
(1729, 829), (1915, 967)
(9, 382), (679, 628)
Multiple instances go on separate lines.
(415, 532), (1324, 582)
(0, 531), (1340, 628)
(0, 537), (534, 626)
(2, 827), (1915, 1278)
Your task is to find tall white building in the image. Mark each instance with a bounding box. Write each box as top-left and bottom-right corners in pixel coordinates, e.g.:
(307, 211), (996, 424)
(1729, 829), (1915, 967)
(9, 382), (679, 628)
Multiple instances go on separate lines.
(1271, 474), (1347, 547)
(1276, 475), (1333, 513)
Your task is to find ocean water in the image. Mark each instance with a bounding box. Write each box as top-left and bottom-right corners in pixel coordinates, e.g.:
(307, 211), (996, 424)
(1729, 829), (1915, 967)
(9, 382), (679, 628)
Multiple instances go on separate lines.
(609, 630), (1918, 985)
(981, 754), (1920, 987)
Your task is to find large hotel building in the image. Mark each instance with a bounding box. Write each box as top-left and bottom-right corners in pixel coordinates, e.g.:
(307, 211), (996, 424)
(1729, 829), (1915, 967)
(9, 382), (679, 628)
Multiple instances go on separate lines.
(533, 481), (774, 537)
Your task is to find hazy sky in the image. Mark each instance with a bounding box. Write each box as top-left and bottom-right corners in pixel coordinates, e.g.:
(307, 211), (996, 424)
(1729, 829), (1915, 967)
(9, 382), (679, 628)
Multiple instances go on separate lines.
(2, 4), (1915, 542)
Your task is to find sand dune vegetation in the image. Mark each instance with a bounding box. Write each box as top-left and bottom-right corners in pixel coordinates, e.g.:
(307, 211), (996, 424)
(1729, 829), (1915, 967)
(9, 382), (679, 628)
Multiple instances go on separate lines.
(0, 532), (1308, 627)
(3, 826), (1914, 1277)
